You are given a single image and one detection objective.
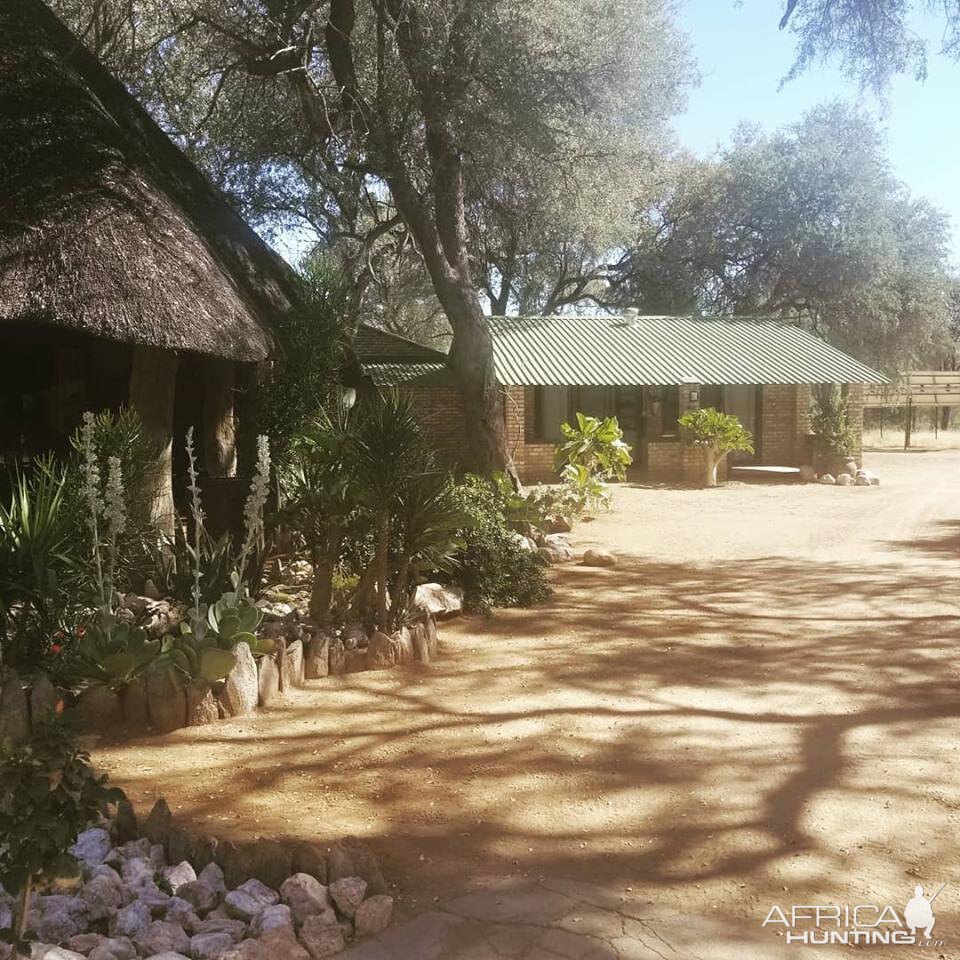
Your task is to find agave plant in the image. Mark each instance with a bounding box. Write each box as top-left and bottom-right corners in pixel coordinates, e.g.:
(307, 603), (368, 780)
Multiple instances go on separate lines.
(165, 632), (238, 684)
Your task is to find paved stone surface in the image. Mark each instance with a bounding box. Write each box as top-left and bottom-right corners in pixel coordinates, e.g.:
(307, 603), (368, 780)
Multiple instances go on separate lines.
(341, 877), (794, 959)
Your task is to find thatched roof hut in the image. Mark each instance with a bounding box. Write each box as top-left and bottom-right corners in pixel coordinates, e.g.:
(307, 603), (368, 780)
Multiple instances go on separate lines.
(0, 0), (298, 358)
(0, 0), (303, 529)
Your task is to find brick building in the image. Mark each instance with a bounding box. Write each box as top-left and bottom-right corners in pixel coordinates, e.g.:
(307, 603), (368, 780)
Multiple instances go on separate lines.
(355, 315), (885, 484)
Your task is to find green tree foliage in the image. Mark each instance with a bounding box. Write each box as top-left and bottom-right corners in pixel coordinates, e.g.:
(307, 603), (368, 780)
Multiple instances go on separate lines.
(678, 407), (754, 487)
(0, 718), (124, 949)
(616, 103), (953, 371)
(776, 0), (960, 90)
(52, 0), (692, 476)
(258, 262), (350, 468)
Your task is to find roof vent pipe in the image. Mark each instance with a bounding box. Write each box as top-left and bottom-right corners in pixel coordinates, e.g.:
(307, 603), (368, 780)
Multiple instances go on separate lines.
(622, 307), (640, 322)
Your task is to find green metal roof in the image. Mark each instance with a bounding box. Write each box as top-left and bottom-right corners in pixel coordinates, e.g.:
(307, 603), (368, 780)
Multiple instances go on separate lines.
(363, 361), (450, 386)
(487, 315), (888, 387)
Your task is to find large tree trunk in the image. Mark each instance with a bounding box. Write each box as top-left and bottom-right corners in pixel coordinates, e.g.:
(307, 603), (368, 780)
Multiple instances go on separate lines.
(129, 346), (178, 534)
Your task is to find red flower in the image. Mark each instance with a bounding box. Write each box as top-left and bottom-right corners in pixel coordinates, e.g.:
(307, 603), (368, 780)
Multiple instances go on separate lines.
(50, 643), (62, 655)
(76, 626), (86, 638)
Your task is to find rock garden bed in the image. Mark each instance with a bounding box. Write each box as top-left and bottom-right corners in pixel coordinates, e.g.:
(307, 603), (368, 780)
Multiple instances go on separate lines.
(0, 799), (392, 960)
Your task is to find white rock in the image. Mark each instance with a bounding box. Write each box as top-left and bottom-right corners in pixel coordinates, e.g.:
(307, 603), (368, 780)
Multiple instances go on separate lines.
(817, 474), (836, 485)
(224, 879), (279, 921)
(80, 874), (123, 920)
(582, 548), (616, 568)
(354, 895), (393, 937)
(192, 916), (247, 941)
(111, 899), (152, 938)
(70, 828), (113, 867)
(132, 919), (191, 957)
(88, 864), (123, 885)
(164, 896), (199, 931)
(298, 913), (345, 958)
(121, 857), (154, 884)
(88, 939), (137, 960)
(190, 932), (236, 959)
(413, 582), (463, 617)
(139, 954), (190, 960)
(117, 838), (151, 860)
(161, 862), (197, 895)
(280, 874), (332, 926)
(30, 947), (86, 960)
(250, 903), (294, 938)
(836, 472), (854, 486)
(177, 881), (219, 915)
(197, 863), (226, 896)
(328, 878), (366, 920)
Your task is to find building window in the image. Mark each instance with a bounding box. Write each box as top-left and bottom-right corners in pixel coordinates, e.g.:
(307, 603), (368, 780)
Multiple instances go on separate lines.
(660, 385), (680, 437)
(532, 386), (569, 442)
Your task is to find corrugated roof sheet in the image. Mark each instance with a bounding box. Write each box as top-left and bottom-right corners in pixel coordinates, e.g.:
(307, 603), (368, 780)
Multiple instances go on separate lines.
(487, 315), (888, 386)
(363, 361), (450, 386)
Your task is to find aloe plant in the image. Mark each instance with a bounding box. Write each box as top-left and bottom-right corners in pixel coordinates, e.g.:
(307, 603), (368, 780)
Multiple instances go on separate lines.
(70, 619), (161, 689)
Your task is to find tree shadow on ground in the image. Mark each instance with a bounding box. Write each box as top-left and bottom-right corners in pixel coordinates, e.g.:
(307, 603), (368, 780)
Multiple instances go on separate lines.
(92, 540), (960, 930)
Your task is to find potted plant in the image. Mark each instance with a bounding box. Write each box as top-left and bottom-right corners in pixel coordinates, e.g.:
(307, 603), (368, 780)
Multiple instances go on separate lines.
(810, 386), (857, 476)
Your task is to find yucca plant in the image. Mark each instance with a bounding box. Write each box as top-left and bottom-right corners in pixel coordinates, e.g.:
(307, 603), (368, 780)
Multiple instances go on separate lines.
(0, 459), (82, 668)
(282, 407), (359, 623)
(349, 392), (429, 630)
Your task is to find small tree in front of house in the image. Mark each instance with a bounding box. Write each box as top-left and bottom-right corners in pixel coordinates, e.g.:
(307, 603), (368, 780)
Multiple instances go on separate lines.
(679, 408), (754, 488)
(0, 717), (124, 955)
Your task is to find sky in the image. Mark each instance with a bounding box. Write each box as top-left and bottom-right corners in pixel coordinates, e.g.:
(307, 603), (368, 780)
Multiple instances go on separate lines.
(677, 0), (960, 261)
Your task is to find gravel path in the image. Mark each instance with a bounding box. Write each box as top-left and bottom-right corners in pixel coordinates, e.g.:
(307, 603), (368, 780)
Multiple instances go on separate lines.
(94, 450), (960, 958)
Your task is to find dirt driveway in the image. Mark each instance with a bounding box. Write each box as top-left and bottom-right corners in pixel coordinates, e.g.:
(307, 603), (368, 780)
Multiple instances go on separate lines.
(94, 450), (960, 956)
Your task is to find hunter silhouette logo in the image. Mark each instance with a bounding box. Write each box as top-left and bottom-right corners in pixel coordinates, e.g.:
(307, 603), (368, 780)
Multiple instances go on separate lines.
(904, 883), (944, 940)
(762, 883), (948, 947)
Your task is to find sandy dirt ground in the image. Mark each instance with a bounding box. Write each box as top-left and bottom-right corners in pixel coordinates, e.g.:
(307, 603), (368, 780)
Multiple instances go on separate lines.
(93, 450), (960, 956)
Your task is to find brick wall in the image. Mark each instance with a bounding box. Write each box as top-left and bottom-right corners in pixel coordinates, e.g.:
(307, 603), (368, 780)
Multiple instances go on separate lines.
(508, 386), (555, 482)
(758, 384), (814, 467)
(407, 386), (473, 471)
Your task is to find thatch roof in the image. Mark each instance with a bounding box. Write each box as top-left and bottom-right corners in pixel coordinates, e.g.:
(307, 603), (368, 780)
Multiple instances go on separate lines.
(0, 0), (301, 361)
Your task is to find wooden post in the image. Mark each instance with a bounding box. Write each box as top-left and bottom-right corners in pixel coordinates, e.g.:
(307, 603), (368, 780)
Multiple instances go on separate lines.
(203, 358), (237, 478)
(879, 406), (884, 438)
(904, 398), (912, 450)
(129, 346), (178, 534)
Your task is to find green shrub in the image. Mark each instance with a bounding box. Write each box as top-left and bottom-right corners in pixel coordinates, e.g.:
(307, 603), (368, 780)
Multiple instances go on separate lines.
(449, 477), (550, 614)
(259, 261), (350, 469)
(554, 413), (633, 481)
(810, 386), (856, 461)
(0, 717), (124, 950)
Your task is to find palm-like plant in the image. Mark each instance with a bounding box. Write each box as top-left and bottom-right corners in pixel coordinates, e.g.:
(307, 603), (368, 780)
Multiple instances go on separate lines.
(0, 459), (81, 667)
(282, 407), (359, 622)
(349, 392), (428, 630)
